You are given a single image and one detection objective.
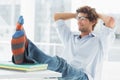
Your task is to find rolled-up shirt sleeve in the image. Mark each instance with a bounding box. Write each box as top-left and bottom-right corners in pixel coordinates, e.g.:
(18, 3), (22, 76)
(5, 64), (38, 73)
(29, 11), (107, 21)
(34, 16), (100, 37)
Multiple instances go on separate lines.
(55, 19), (72, 45)
(94, 23), (115, 56)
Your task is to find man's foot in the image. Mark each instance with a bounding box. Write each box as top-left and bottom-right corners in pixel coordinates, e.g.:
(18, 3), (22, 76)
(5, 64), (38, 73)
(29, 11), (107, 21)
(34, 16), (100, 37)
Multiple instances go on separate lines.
(11, 16), (28, 64)
(16, 16), (24, 31)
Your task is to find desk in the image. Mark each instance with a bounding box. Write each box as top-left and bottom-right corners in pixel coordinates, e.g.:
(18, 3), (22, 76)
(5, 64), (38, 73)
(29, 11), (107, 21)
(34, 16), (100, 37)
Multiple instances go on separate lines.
(0, 69), (62, 80)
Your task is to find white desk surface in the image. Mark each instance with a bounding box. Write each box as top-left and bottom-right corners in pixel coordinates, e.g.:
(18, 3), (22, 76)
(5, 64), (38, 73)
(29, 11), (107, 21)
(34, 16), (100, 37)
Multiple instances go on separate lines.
(0, 69), (62, 79)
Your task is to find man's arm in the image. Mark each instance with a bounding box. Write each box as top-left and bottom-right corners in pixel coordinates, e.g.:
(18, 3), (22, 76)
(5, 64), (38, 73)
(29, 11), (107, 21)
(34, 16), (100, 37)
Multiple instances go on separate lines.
(54, 13), (76, 45)
(54, 12), (76, 21)
(98, 13), (115, 29)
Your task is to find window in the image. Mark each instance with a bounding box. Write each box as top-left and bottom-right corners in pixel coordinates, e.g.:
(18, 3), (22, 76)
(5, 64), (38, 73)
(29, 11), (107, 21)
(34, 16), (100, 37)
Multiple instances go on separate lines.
(34, 0), (71, 56)
(0, 0), (20, 61)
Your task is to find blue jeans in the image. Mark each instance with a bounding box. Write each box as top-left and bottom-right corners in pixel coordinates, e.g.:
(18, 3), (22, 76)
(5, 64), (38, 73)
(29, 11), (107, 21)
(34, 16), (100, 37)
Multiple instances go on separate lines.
(17, 40), (89, 80)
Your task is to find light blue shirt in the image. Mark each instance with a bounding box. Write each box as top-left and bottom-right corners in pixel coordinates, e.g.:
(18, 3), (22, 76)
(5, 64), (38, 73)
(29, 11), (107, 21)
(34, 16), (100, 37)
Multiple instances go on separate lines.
(55, 20), (115, 80)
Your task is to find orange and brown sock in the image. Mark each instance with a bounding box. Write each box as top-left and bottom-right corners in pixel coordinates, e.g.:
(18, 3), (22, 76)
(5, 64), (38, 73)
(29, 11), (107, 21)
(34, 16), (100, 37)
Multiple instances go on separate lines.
(11, 16), (28, 64)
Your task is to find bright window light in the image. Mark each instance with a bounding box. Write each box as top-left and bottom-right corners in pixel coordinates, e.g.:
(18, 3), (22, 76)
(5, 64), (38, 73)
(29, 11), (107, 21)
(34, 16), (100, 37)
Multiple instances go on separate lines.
(71, 0), (120, 14)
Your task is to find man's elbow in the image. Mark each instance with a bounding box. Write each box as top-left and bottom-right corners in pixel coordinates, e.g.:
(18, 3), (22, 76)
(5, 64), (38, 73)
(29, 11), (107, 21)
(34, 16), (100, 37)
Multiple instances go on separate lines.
(54, 13), (60, 21)
(106, 17), (115, 28)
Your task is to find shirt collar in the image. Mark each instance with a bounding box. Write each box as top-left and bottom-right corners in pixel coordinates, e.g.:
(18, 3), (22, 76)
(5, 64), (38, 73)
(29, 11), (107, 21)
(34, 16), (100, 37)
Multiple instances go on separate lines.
(89, 32), (96, 37)
(78, 32), (95, 39)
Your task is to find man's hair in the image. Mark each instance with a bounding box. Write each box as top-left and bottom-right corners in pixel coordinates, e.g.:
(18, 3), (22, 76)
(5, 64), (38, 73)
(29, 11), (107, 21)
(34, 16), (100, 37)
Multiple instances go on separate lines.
(76, 6), (98, 30)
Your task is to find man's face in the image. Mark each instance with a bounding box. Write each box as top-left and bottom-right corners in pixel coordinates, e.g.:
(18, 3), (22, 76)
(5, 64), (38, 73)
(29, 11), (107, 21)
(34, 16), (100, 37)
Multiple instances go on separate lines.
(77, 13), (94, 32)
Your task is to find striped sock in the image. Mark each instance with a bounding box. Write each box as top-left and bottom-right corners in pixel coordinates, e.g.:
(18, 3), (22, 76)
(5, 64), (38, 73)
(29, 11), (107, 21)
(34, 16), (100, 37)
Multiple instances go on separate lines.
(11, 16), (28, 64)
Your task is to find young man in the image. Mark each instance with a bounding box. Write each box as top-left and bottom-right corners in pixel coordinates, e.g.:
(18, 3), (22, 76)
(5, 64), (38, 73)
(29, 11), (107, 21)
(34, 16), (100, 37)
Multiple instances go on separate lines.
(11, 6), (115, 80)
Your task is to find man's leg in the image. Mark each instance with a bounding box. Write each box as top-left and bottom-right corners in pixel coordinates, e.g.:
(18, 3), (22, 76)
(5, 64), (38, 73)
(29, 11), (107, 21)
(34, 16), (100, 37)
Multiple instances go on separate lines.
(11, 16), (71, 73)
(27, 39), (88, 80)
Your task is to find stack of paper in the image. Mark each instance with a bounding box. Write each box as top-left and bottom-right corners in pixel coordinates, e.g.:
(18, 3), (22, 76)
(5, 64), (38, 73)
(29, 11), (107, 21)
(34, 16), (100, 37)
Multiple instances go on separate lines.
(0, 61), (48, 72)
